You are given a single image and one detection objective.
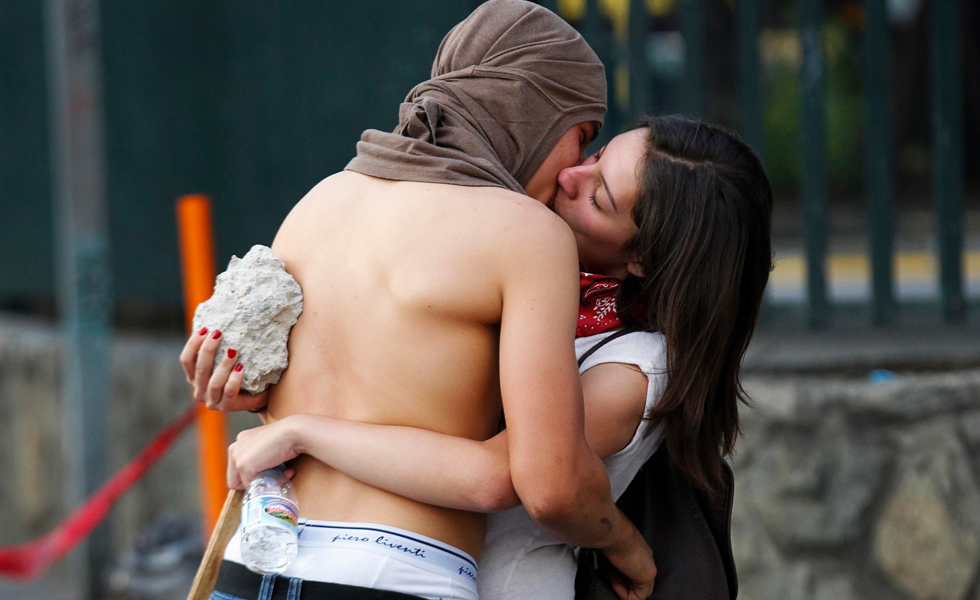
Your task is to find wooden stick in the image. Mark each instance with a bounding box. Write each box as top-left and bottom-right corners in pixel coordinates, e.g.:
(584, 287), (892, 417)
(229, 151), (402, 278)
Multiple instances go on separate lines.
(187, 489), (243, 600)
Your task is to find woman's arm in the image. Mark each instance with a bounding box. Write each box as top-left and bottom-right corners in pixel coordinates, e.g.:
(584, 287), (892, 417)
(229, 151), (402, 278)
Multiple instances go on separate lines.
(227, 416), (519, 513)
(226, 361), (648, 514)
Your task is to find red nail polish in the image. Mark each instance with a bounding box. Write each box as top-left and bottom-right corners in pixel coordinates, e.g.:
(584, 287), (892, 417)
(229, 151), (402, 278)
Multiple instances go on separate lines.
(212, 330), (222, 339)
(197, 327), (208, 336)
(228, 348), (237, 359)
(234, 363), (244, 372)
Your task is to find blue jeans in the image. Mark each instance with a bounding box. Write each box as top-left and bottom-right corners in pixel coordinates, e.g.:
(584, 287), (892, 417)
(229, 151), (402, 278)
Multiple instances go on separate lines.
(210, 573), (303, 600)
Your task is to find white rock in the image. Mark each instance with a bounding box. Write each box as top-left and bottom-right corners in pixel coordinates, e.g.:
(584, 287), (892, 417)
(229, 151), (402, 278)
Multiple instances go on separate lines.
(192, 245), (303, 394)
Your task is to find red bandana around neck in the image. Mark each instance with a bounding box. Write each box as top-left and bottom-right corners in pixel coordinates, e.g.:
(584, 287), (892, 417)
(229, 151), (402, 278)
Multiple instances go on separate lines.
(577, 272), (622, 338)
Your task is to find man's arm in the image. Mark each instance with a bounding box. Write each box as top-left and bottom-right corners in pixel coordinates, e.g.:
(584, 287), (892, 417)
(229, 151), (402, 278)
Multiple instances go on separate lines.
(495, 212), (654, 598)
(494, 212), (637, 548)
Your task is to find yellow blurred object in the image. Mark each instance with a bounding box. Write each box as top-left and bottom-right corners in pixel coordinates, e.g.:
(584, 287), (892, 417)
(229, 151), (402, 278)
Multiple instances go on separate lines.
(649, 0), (673, 17)
(760, 29), (801, 68)
(897, 253), (935, 281)
(769, 254), (805, 285)
(558, 0), (654, 43)
(602, 0), (629, 39)
(831, 254), (870, 281)
(559, 0), (585, 20)
(616, 62), (630, 111)
(770, 250), (980, 287)
(759, 25), (849, 69)
(968, 252), (980, 277)
(823, 22), (848, 63)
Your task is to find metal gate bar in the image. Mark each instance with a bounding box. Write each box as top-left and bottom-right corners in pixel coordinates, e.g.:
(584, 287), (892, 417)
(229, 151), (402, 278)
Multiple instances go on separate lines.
(738, 0), (764, 161)
(932, 0), (965, 322)
(799, 0), (829, 326)
(864, 0), (896, 325)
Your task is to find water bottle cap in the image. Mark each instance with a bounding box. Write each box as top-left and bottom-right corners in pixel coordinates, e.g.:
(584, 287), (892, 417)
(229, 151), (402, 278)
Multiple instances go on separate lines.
(255, 464), (286, 479)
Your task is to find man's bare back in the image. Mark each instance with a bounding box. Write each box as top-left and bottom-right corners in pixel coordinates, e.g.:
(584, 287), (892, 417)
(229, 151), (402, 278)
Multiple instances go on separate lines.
(265, 170), (575, 559)
(186, 162), (656, 600)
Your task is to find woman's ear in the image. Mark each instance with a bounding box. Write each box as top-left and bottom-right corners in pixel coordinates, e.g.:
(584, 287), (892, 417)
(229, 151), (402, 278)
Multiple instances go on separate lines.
(627, 260), (644, 278)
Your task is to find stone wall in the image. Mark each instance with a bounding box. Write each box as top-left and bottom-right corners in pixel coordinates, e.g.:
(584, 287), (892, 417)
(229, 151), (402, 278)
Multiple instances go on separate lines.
(0, 315), (256, 568)
(2, 312), (979, 599)
(735, 372), (980, 600)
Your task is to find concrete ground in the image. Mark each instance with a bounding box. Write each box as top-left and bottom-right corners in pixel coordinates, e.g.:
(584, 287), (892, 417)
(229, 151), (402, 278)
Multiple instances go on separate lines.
(745, 305), (980, 374)
(0, 578), (80, 600)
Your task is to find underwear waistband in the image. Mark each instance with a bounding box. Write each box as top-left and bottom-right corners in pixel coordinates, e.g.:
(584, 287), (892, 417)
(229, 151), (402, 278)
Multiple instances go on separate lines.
(296, 519), (478, 585)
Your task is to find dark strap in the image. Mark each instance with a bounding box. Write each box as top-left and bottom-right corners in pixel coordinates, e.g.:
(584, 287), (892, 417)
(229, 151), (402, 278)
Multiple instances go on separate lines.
(577, 327), (639, 368)
(214, 560), (425, 600)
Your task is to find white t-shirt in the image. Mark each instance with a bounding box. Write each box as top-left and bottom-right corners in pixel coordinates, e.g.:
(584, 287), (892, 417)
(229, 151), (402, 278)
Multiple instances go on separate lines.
(476, 329), (667, 600)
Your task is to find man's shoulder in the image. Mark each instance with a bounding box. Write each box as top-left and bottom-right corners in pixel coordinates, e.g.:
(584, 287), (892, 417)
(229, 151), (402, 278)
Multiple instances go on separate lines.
(388, 183), (577, 269)
(469, 188), (576, 252)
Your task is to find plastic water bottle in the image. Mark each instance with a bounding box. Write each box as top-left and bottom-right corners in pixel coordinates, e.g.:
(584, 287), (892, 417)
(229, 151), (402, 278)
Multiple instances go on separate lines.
(240, 465), (299, 574)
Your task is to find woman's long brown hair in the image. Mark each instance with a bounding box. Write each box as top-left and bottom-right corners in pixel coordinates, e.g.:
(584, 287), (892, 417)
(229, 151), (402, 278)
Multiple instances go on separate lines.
(618, 116), (774, 495)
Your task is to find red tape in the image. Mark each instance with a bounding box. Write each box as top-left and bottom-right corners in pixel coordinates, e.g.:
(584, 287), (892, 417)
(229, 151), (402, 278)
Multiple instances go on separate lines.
(0, 405), (199, 581)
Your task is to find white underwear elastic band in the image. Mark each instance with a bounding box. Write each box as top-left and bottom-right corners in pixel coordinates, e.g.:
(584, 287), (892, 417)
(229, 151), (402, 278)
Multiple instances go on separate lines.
(296, 520), (478, 586)
(224, 519), (479, 599)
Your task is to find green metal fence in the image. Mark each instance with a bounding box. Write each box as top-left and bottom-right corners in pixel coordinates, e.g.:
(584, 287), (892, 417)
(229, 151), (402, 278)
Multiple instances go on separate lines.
(0, 0), (972, 328)
(0, 0), (472, 313)
(567, 0), (969, 328)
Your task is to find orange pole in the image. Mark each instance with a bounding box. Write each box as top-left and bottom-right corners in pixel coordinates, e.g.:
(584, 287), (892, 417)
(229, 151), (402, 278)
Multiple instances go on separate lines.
(176, 194), (228, 537)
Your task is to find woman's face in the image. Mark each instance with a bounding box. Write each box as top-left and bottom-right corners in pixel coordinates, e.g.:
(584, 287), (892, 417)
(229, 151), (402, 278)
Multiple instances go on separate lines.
(524, 121), (599, 206)
(553, 128), (648, 278)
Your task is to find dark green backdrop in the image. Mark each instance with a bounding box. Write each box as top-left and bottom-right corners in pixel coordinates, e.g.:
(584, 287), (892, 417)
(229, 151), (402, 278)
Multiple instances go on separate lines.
(0, 1), (473, 311)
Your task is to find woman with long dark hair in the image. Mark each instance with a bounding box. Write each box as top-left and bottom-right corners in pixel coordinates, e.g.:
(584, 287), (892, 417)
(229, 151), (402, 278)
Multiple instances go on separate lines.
(215, 115), (774, 599)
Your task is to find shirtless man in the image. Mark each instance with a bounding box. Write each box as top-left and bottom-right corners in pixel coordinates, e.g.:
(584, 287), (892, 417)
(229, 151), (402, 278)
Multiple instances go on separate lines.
(182, 2), (655, 599)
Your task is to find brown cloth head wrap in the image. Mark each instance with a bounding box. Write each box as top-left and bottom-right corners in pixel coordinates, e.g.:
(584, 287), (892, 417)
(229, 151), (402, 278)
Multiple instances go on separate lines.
(345, 0), (607, 194)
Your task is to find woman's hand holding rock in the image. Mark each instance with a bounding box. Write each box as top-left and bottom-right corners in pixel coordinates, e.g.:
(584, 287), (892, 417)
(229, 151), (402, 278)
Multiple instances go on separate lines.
(180, 326), (269, 412)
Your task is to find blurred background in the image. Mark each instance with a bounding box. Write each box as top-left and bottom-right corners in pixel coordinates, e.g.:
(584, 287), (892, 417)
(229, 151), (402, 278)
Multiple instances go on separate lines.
(0, 0), (978, 599)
